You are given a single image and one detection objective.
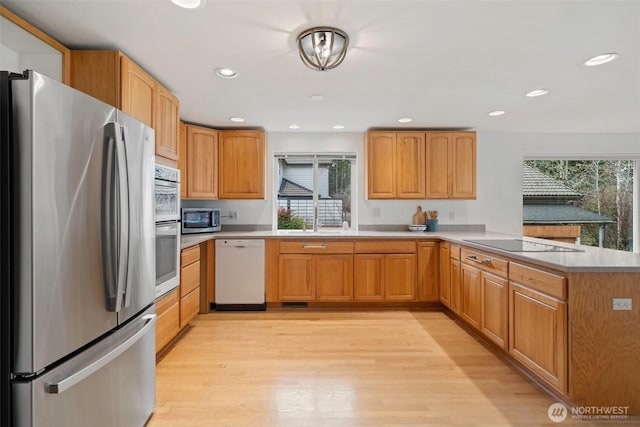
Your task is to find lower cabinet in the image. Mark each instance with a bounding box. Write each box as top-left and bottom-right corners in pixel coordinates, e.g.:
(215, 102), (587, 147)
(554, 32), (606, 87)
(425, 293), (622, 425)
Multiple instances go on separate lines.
(155, 288), (179, 354)
(509, 262), (568, 393)
(417, 241), (438, 301)
(480, 271), (508, 349)
(449, 245), (461, 314)
(460, 263), (482, 329)
(180, 245), (201, 327)
(438, 242), (451, 307)
(278, 241), (355, 301)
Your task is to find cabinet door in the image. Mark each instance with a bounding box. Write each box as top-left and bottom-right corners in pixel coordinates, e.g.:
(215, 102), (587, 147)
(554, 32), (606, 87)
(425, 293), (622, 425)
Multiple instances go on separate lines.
(218, 131), (265, 199)
(180, 288), (200, 328)
(396, 132), (426, 199)
(450, 258), (461, 314)
(417, 242), (438, 301)
(155, 85), (180, 161)
(509, 282), (567, 393)
(186, 125), (218, 199)
(316, 255), (353, 301)
(384, 254), (416, 301)
(178, 122), (187, 199)
(460, 263), (481, 329)
(279, 254), (315, 301)
(155, 289), (179, 354)
(425, 133), (451, 199)
(451, 132), (476, 199)
(366, 132), (396, 199)
(354, 254), (385, 301)
(120, 55), (155, 127)
(439, 243), (451, 307)
(481, 272), (508, 349)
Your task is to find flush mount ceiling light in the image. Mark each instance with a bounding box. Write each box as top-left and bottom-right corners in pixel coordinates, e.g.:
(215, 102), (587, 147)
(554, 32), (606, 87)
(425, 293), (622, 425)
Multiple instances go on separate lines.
(215, 68), (237, 79)
(297, 27), (349, 71)
(526, 89), (550, 97)
(229, 117), (245, 123)
(333, 124), (345, 129)
(170, 0), (204, 9)
(288, 124), (301, 129)
(398, 118), (412, 123)
(584, 53), (619, 66)
(488, 110), (506, 116)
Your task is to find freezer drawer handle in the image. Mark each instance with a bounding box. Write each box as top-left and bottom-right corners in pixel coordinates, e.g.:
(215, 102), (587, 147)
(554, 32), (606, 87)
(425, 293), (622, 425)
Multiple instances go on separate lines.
(45, 314), (156, 394)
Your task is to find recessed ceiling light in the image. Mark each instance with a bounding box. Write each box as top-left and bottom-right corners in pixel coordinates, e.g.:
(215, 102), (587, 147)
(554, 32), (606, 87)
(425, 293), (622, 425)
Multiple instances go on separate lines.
(310, 94), (325, 102)
(584, 53), (619, 66)
(288, 124), (301, 129)
(333, 125), (345, 129)
(170, 0), (204, 9)
(398, 118), (412, 123)
(488, 110), (505, 116)
(215, 68), (237, 79)
(525, 89), (550, 97)
(229, 117), (245, 123)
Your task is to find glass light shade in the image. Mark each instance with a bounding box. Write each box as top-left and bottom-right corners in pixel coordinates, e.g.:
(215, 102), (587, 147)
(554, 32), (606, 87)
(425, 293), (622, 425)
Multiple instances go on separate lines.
(297, 27), (349, 71)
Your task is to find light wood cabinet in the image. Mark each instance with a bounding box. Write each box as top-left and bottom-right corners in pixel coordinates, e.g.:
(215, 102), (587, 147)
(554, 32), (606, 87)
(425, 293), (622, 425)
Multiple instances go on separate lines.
(178, 122), (187, 199)
(366, 132), (425, 199)
(438, 242), (451, 308)
(417, 242), (438, 301)
(425, 132), (476, 199)
(450, 245), (461, 314)
(460, 263), (482, 329)
(185, 125), (218, 199)
(354, 241), (416, 301)
(155, 288), (179, 354)
(509, 263), (567, 393)
(278, 242), (355, 302)
(69, 50), (179, 164)
(218, 130), (265, 199)
(481, 271), (508, 349)
(180, 245), (201, 328)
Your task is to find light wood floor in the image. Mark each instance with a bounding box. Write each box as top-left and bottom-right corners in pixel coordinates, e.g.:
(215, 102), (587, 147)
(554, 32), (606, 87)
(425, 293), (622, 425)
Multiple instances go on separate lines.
(149, 311), (615, 426)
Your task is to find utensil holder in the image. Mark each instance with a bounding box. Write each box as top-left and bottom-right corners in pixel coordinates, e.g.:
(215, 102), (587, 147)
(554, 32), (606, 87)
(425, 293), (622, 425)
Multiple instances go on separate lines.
(426, 219), (439, 232)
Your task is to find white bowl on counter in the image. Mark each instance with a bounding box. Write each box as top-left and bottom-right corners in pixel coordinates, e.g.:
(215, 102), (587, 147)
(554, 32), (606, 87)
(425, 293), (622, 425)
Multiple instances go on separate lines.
(408, 224), (427, 232)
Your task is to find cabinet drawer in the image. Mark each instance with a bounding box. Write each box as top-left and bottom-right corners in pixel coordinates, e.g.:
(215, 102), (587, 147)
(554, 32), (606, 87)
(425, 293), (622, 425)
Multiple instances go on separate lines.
(280, 240), (354, 254)
(181, 245), (200, 267)
(461, 247), (508, 278)
(180, 288), (200, 327)
(180, 260), (200, 297)
(156, 288), (179, 314)
(156, 299), (179, 353)
(354, 240), (416, 254)
(509, 262), (566, 300)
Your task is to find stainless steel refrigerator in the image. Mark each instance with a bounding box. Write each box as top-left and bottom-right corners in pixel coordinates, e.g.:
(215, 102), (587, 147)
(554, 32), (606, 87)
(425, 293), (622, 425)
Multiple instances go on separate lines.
(1, 70), (157, 426)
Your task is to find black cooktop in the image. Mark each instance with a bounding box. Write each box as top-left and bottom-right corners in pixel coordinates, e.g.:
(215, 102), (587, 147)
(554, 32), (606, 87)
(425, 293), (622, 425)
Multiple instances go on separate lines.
(463, 239), (583, 252)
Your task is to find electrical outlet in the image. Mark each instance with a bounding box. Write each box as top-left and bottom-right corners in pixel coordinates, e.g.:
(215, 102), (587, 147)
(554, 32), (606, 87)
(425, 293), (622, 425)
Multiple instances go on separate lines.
(372, 207), (381, 217)
(612, 298), (632, 311)
(229, 211), (238, 220)
(449, 211), (455, 220)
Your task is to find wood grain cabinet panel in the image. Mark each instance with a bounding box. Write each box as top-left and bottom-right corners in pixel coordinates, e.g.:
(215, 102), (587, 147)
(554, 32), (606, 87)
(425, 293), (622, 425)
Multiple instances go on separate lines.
(481, 271), (508, 349)
(155, 289), (179, 354)
(451, 132), (476, 199)
(439, 243), (451, 308)
(384, 254), (416, 301)
(278, 254), (315, 301)
(396, 132), (426, 198)
(366, 132), (396, 199)
(425, 131), (476, 199)
(218, 130), (265, 199)
(316, 255), (354, 301)
(178, 122), (187, 198)
(180, 288), (200, 328)
(509, 282), (567, 393)
(450, 257), (461, 314)
(186, 125), (218, 199)
(120, 56), (155, 127)
(354, 255), (385, 301)
(425, 133), (451, 199)
(417, 242), (438, 301)
(155, 85), (180, 161)
(460, 263), (482, 329)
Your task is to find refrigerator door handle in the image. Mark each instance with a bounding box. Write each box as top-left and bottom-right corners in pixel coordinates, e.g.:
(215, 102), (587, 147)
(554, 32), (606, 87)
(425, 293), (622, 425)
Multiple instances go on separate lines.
(45, 314), (156, 394)
(101, 122), (130, 312)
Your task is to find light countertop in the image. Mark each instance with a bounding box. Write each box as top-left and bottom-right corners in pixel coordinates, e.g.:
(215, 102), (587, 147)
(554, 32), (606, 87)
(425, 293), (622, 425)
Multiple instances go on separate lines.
(181, 229), (640, 273)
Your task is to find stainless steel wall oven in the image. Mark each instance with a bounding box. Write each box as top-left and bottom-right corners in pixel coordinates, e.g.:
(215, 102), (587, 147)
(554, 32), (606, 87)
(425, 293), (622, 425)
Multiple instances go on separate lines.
(154, 165), (180, 298)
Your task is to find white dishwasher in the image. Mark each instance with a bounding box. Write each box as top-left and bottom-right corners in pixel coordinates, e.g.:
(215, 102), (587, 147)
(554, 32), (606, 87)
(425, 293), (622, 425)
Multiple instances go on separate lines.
(215, 239), (266, 310)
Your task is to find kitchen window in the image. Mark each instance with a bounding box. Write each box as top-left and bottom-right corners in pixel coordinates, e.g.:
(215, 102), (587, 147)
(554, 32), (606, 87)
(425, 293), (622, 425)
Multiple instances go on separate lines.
(273, 153), (357, 231)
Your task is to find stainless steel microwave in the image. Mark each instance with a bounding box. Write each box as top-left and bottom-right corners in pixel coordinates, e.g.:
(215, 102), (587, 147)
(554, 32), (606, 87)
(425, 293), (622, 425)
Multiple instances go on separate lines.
(181, 208), (221, 234)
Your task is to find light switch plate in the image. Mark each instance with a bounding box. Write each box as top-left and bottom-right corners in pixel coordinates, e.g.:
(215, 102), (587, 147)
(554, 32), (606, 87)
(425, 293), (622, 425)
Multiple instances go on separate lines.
(612, 298), (632, 311)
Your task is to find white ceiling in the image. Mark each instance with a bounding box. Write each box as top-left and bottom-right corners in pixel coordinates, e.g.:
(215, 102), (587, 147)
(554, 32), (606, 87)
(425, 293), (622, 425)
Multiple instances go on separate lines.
(3, 0), (640, 134)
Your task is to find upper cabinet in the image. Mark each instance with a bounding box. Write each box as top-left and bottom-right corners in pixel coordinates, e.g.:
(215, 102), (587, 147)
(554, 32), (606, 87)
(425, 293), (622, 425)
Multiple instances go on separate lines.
(367, 130), (476, 200)
(184, 124), (219, 199)
(426, 132), (476, 199)
(219, 130), (266, 199)
(366, 131), (426, 199)
(0, 7), (70, 84)
(69, 50), (180, 164)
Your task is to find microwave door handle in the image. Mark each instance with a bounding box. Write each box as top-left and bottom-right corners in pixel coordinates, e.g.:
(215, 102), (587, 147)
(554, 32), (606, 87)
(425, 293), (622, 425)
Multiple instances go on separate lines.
(115, 124), (131, 309)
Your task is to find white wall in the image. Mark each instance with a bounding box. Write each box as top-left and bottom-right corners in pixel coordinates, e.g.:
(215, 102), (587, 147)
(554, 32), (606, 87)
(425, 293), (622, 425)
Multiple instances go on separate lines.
(182, 132), (640, 234)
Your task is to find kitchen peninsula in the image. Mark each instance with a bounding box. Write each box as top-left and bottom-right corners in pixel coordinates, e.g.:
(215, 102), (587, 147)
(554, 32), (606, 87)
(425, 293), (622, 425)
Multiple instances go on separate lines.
(179, 230), (640, 416)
